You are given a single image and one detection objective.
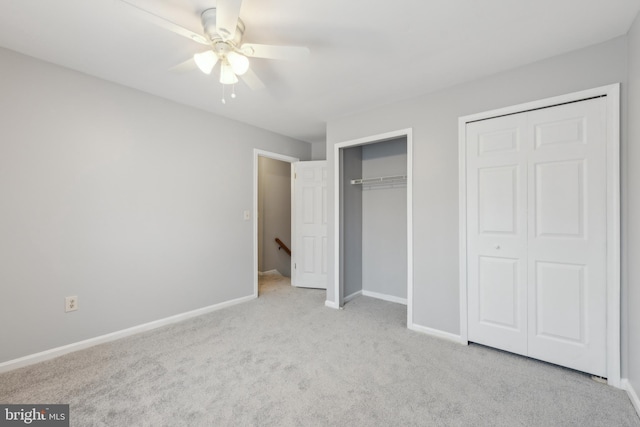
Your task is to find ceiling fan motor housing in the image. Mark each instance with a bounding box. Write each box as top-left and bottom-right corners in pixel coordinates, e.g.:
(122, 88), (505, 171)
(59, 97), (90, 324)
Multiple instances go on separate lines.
(201, 8), (245, 46)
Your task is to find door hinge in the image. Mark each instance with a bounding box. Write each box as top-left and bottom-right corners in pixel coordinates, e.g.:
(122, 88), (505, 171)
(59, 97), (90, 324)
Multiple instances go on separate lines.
(294, 263), (297, 269)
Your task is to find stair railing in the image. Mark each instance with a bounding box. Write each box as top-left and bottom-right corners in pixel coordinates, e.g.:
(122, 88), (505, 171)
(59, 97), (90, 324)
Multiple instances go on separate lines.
(275, 238), (291, 256)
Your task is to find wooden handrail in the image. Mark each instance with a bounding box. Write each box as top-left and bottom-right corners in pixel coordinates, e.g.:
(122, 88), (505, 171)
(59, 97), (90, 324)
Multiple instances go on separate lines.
(275, 238), (291, 256)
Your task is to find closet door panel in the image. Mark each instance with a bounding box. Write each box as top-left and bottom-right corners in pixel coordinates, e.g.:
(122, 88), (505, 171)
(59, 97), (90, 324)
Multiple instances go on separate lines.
(534, 261), (586, 343)
(534, 160), (585, 238)
(478, 256), (520, 329)
(466, 113), (528, 355)
(526, 98), (607, 377)
(478, 166), (518, 234)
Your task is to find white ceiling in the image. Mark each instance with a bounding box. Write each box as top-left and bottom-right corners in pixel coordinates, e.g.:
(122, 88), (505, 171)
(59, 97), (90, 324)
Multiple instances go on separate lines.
(0, 0), (638, 143)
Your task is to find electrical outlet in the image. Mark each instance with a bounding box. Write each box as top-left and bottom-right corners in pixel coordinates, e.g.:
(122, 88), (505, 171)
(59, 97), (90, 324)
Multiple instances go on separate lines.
(65, 296), (78, 312)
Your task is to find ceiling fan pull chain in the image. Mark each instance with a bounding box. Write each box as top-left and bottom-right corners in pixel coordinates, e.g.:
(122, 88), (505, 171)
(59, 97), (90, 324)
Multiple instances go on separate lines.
(221, 85), (226, 104)
(231, 85), (237, 99)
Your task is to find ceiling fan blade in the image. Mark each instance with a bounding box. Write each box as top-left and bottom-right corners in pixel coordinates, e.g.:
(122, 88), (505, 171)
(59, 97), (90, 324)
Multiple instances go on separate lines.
(240, 44), (310, 61)
(240, 68), (266, 90)
(216, 0), (243, 41)
(169, 57), (199, 73)
(117, 0), (208, 45)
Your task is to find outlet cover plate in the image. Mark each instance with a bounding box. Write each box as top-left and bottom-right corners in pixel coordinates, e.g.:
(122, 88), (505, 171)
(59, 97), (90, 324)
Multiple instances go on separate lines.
(65, 296), (78, 312)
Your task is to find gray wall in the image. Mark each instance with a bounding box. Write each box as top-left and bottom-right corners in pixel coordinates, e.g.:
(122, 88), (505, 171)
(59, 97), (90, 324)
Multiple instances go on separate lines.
(326, 36), (628, 339)
(0, 47), (310, 363)
(311, 141), (327, 161)
(257, 157), (291, 276)
(626, 13), (640, 396)
(362, 138), (407, 299)
(341, 146), (362, 299)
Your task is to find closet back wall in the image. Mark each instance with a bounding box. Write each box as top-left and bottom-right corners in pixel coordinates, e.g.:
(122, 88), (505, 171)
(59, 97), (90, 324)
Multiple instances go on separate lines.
(362, 138), (407, 300)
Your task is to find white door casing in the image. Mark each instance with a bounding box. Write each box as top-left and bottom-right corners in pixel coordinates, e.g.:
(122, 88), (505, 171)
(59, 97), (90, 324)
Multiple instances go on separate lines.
(464, 95), (612, 379)
(293, 161), (328, 289)
(332, 129), (414, 333)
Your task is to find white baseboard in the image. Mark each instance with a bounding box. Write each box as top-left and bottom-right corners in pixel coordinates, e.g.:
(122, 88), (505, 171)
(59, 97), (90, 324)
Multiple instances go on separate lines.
(258, 269), (281, 276)
(622, 379), (640, 418)
(344, 290), (362, 303)
(362, 290), (407, 305)
(0, 294), (256, 374)
(408, 322), (467, 345)
(325, 300), (340, 309)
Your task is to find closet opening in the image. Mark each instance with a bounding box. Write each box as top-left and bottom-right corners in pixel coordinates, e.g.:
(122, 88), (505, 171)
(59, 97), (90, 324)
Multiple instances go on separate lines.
(457, 84), (621, 385)
(334, 129), (413, 326)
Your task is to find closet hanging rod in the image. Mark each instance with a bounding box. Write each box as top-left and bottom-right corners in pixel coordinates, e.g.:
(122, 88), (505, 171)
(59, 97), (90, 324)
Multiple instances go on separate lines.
(350, 175), (407, 185)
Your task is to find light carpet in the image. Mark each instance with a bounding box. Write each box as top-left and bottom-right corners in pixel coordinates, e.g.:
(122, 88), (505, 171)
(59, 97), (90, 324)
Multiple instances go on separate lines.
(1, 273), (638, 426)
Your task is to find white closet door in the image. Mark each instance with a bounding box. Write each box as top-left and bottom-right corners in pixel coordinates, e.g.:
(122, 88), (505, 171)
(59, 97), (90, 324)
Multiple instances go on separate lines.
(293, 161), (328, 289)
(466, 97), (608, 377)
(466, 113), (529, 355)
(526, 98), (607, 376)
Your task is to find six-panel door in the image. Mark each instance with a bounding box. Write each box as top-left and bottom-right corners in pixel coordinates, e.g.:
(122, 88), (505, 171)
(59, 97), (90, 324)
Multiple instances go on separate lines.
(293, 161), (328, 289)
(466, 113), (529, 355)
(526, 99), (607, 376)
(466, 98), (607, 377)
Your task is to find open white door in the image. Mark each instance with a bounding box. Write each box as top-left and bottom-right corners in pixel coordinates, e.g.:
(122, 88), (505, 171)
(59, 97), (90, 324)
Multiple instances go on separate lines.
(292, 161), (328, 289)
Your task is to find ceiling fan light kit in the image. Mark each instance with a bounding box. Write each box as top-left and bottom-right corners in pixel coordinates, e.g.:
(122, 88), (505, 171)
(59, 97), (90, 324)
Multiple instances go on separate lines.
(195, 8), (252, 87)
(226, 51), (249, 75)
(219, 62), (239, 84)
(193, 50), (218, 74)
(120, 0), (309, 103)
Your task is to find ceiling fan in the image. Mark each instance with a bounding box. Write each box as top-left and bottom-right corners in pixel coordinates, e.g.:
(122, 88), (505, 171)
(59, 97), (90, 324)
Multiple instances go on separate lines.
(119, 0), (310, 101)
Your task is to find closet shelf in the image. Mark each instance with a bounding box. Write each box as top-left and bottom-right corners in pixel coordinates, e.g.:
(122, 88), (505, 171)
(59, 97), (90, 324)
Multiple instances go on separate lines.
(350, 175), (407, 185)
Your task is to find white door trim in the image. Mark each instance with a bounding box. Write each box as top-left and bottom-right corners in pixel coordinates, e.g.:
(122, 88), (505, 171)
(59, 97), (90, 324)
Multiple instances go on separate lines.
(458, 84), (621, 387)
(332, 128), (414, 329)
(252, 149), (299, 297)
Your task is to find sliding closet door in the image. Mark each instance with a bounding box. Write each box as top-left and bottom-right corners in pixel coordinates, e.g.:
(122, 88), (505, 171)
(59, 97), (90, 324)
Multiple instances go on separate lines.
(466, 97), (608, 377)
(466, 113), (529, 355)
(526, 98), (607, 376)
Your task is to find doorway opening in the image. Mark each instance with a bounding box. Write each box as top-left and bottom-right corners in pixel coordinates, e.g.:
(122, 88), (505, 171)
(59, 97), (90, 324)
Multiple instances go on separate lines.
(333, 129), (414, 327)
(253, 149), (298, 298)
